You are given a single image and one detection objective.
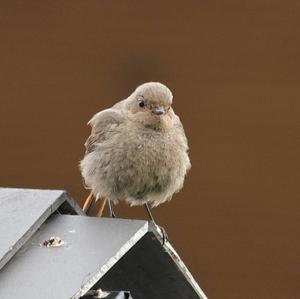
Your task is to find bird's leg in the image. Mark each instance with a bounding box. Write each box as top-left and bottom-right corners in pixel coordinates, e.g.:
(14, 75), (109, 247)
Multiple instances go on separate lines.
(96, 199), (107, 217)
(144, 203), (168, 244)
(82, 191), (93, 213)
(108, 200), (116, 218)
(144, 202), (155, 222)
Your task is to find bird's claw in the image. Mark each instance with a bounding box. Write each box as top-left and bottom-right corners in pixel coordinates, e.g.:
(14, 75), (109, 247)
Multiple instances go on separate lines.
(151, 222), (168, 245)
(158, 225), (168, 245)
(108, 200), (117, 218)
(110, 211), (117, 218)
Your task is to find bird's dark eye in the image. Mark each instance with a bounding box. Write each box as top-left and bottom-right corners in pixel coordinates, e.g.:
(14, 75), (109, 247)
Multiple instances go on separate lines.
(139, 100), (145, 108)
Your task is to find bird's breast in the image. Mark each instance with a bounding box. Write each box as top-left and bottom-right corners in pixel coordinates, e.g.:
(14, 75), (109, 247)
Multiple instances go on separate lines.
(109, 125), (187, 196)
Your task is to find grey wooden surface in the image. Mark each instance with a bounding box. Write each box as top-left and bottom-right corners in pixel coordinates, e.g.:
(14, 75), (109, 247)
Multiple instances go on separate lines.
(0, 188), (207, 299)
(96, 232), (207, 299)
(0, 188), (83, 271)
(0, 215), (148, 299)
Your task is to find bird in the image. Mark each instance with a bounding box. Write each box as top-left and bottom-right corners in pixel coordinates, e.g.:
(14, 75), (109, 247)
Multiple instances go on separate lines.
(80, 82), (191, 224)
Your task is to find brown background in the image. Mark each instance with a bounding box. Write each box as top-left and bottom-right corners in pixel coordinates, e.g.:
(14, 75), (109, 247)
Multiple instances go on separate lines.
(0, 1), (299, 298)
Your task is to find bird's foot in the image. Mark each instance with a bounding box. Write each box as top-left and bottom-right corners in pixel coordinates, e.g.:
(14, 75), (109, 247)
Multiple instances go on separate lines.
(110, 211), (117, 218)
(108, 200), (117, 218)
(158, 225), (168, 245)
(150, 221), (168, 245)
(144, 204), (168, 244)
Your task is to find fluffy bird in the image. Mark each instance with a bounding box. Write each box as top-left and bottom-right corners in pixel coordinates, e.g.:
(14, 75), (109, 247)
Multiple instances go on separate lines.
(80, 82), (191, 219)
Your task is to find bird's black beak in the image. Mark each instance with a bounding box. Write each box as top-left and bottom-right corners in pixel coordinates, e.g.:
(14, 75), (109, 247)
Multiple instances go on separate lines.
(152, 107), (165, 115)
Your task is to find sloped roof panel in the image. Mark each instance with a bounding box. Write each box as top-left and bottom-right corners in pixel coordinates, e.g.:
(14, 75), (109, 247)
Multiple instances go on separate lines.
(0, 188), (83, 270)
(0, 188), (207, 299)
(0, 215), (147, 299)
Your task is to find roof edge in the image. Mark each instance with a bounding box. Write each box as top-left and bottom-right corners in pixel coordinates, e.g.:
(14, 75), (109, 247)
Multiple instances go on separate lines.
(72, 221), (149, 299)
(148, 222), (208, 299)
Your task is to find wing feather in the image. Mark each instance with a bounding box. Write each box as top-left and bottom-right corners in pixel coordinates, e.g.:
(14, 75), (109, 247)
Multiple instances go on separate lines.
(84, 108), (125, 154)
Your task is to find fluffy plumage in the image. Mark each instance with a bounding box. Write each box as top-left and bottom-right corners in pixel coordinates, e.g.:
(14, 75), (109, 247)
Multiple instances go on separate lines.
(80, 82), (191, 207)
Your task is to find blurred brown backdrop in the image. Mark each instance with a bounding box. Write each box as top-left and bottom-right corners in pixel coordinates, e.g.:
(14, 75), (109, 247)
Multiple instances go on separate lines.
(1, 1), (299, 298)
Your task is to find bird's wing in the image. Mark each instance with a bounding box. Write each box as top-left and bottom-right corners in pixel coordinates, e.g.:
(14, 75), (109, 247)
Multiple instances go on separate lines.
(85, 107), (125, 154)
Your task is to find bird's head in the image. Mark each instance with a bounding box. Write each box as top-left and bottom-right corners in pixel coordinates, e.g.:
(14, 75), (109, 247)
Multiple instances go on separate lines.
(127, 82), (173, 127)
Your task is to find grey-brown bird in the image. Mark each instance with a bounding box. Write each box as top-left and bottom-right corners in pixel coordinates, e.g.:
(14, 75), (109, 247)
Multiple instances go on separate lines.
(80, 82), (191, 221)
